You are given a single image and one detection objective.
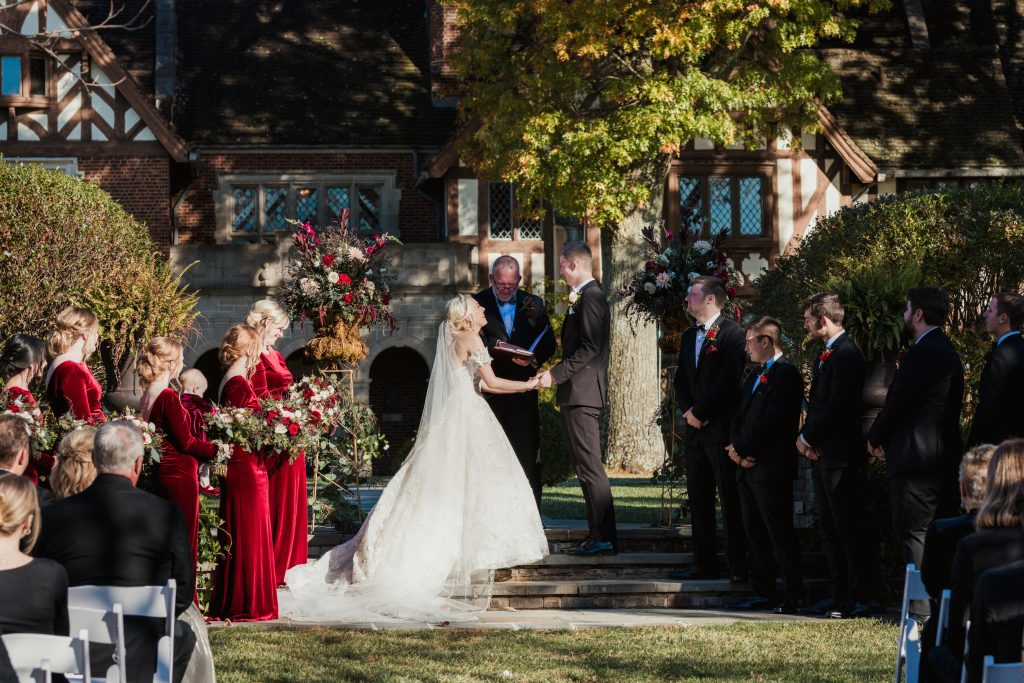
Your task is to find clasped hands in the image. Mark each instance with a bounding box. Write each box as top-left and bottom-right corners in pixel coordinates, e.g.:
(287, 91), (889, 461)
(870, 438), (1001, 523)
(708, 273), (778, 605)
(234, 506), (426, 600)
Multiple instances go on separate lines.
(530, 371), (554, 389)
(683, 409), (708, 430)
(726, 444), (756, 469)
(795, 437), (823, 462)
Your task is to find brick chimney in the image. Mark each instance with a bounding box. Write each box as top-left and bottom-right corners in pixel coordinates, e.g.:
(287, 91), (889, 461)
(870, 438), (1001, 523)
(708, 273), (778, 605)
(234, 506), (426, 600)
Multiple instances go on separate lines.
(154, 0), (176, 112)
(427, 0), (459, 106)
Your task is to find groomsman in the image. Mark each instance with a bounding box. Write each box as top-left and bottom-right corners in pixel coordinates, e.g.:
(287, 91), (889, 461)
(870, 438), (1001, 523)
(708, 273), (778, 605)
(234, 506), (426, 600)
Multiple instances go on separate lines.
(728, 317), (804, 613)
(967, 291), (1024, 447)
(670, 276), (748, 581)
(474, 256), (557, 509)
(867, 287), (964, 592)
(796, 293), (870, 617)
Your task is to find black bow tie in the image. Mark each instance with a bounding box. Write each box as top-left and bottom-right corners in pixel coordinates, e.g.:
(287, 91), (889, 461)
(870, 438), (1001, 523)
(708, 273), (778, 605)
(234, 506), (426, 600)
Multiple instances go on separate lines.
(759, 363), (768, 373)
(696, 323), (706, 332)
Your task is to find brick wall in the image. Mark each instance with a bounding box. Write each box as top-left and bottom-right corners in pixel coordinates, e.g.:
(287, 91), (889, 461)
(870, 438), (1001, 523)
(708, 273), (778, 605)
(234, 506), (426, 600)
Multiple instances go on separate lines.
(427, 0), (460, 100)
(175, 151), (439, 245)
(78, 155), (173, 246)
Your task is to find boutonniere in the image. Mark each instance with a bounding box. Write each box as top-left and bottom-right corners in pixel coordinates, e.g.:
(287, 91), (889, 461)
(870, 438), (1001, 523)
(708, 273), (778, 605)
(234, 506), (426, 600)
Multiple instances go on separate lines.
(758, 373), (769, 386)
(567, 290), (580, 313)
(818, 349), (832, 364)
(519, 297), (536, 316)
(706, 327), (719, 342)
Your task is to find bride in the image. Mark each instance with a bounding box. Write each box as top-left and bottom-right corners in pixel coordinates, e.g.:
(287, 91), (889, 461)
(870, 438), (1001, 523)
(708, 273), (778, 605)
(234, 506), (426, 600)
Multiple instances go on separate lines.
(282, 294), (549, 621)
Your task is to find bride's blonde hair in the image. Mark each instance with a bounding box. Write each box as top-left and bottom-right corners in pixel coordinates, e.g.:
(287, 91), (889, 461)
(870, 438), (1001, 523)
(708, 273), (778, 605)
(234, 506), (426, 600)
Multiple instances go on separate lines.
(445, 294), (474, 333)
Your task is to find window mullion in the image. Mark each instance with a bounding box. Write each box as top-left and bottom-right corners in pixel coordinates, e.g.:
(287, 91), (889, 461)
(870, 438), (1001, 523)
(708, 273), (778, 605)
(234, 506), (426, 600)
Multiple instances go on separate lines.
(731, 177), (740, 238)
(256, 185), (265, 243)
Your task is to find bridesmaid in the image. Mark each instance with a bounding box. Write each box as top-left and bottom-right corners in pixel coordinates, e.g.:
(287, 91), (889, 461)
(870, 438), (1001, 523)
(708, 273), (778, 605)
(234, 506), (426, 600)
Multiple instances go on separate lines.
(45, 307), (105, 423)
(211, 325), (277, 621)
(138, 337), (218, 590)
(1, 335), (50, 483)
(247, 300), (307, 585)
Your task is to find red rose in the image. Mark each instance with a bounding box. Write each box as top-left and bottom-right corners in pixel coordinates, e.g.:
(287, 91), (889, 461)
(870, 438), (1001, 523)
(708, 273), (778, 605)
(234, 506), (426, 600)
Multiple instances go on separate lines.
(727, 287), (737, 298)
(819, 350), (832, 363)
(655, 266), (667, 274)
(7, 405), (18, 413)
(338, 273), (352, 286)
(759, 373), (769, 385)
(281, 416), (292, 425)
(706, 327), (718, 341)
(343, 293), (354, 304)
(303, 388), (315, 399)
(288, 424), (300, 435)
(645, 261), (657, 272)
(321, 254), (336, 267)
(382, 293), (391, 305)
(267, 410), (280, 422)
(310, 410), (322, 424)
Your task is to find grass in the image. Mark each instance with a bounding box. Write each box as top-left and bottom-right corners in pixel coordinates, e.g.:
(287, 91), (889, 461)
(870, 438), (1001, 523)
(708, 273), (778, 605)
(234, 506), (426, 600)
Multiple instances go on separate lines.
(209, 620), (896, 682)
(541, 476), (683, 525)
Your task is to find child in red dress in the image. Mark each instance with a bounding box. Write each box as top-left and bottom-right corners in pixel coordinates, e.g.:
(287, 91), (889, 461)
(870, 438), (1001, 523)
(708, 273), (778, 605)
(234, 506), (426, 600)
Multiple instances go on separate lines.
(178, 369), (220, 496)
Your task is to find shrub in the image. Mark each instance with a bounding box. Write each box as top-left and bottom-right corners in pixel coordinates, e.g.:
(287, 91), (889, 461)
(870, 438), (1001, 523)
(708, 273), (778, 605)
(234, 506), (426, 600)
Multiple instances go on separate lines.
(0, 160), (198, 377)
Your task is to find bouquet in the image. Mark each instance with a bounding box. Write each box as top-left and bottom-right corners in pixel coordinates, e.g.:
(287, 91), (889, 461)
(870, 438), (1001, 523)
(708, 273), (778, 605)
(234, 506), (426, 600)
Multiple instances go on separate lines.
(620, 221), (744, 326)
(206, 407), (265, 455)
(109, 409), (164, 464)
(289, 375), (345, 429)
(4, 395), (57, 453)
(278, 215), (401, 333)
(260, 396), (322, 463)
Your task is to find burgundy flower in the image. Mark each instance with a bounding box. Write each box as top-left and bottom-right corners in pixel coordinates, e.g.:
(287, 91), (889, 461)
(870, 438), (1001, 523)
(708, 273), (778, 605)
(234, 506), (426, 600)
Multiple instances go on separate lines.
(288, 424), (300, 436)
(322, 254), (336, 267)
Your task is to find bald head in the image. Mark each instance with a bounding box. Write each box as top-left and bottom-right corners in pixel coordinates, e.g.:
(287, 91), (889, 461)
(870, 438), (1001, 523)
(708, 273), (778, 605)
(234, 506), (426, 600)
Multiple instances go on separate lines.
(489, 256), (522, 303)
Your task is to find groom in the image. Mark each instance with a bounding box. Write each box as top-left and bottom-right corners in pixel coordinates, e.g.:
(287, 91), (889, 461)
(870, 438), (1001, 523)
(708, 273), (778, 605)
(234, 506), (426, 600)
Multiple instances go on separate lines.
(537, 241), (616, 555)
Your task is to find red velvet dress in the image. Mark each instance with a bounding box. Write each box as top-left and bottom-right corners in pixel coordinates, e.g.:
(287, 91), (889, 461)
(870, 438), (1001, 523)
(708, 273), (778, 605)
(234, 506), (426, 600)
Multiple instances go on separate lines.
(45, 361), (105, 423)
(148, 388), (218, 586)
(3, 387), (50, 484)
(211, 375), (278, 621)
(257, 350), (308, 585)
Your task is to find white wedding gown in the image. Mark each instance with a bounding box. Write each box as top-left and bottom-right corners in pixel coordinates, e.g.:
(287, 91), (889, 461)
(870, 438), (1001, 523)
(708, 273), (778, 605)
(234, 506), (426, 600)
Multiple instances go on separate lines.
(281, 322), (548, 622)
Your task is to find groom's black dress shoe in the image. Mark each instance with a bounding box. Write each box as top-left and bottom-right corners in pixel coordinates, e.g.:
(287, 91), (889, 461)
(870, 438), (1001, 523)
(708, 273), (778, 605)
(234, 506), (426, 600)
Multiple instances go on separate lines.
(563, 540), (616, 556)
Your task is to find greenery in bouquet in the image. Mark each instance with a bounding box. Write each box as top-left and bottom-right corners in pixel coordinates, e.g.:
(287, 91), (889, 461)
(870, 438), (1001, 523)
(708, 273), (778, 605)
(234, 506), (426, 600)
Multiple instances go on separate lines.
(4, 394), (57, 453)
(277, 217), (401, 333)
(620, 220), (744, 327)
(260, 396), (323, 463)
(205, 407), (265, 452)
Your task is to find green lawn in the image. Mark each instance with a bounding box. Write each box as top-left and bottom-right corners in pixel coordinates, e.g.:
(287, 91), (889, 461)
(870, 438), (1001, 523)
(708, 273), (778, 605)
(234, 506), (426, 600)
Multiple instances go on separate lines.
(209, 620), (896, 682)
(541, 476), (683, 525)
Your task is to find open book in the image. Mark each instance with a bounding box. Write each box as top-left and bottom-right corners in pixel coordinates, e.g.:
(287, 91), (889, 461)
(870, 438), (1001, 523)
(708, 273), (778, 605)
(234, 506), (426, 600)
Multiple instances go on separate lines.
(491, 325), (550, 363)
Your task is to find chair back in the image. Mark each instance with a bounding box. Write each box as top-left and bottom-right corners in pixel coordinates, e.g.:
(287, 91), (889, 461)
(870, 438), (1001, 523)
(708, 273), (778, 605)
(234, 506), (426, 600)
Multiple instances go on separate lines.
(980, 656), (1022, 683)
(68, 604), (127, 683)
(1, 630), (91, 683)
(936, 589), (952, 647)
(895, 564), (929, 683)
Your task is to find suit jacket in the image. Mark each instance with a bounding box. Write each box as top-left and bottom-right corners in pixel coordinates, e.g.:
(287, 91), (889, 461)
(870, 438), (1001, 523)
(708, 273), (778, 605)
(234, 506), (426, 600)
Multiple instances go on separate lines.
(866, 328), (964, 475)
(921, 511), (977, 599)
(473, 288), (557, 382)
(966, 560), (1024, 682)
(550, 280), (610, 408)
(673, 316), (746, 443)
(968, 333), (1024, 447)
(730, 356), (803, 482)
(802, 332), (867, 469)
(34, 474), (194, 617)
(948, 527), (1024, 640)
(0, 468), (54, 508)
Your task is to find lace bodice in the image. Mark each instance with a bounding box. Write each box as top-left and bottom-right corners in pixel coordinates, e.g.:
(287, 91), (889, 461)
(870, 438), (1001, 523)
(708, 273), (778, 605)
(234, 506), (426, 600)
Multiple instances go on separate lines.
(465, 348), (492, 392)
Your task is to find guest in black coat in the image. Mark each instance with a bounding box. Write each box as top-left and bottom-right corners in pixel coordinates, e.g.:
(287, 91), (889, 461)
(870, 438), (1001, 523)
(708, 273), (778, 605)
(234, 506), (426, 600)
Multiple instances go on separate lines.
(727, 317), (804, 613)
(33, 421), (195, 683)
(797, 293), (871, 616)
(965, 560), (1024, 682)
(866, 287), (964, 589)
(926, 439), (1024, 683)
(474, 256), (556, 509)
(0, 414), (54, 508)
(968, 291), (1024, 447)
(670, 275), (748, 581)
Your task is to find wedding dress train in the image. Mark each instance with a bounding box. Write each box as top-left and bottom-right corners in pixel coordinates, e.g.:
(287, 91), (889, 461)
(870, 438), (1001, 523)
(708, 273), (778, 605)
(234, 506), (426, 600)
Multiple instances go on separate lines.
(281, 322), (548, 621)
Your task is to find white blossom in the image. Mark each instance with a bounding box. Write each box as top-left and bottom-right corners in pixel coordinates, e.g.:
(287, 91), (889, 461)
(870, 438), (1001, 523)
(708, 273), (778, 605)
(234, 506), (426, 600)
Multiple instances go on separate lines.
(300, 278), (320, 295)
(655, 272), (672, 288)
(274, 423), (288, 434)
(644, 282), (657, 294)
(693, 240), (712, 254)
(327, 271), (340, 284)
(349, 246), (368, 262)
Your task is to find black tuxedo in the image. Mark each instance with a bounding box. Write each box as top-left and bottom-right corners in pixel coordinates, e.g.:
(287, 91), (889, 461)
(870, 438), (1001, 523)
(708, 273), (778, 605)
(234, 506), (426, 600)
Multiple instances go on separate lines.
(672, 315), (747, 574)
(474, 287), (557, 507)
(867, 328), (964, 574)
(550, 280), (616, 543)
(801, 332), (871, 605)
(34, 475), (195, 683)
(731, 356), (803, 600)
(968, 332), (1024, 447)
(965, 561), (1024, 682)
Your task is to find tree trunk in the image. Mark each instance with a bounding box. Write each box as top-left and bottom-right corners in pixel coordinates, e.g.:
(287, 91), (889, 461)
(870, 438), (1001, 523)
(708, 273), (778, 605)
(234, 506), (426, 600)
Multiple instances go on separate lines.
(601, 179), (667, 473)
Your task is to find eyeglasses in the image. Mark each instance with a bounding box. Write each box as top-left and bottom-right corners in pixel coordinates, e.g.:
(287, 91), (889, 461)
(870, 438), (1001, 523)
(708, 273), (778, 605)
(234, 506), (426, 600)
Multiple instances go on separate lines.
(492, 282), (518, 290)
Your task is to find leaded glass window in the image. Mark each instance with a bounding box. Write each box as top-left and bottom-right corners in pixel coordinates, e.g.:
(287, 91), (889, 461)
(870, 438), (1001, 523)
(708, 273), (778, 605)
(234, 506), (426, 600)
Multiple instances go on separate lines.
(675, 174), (766, 238)
(231, 186), (257, 232)
(488, 182), (544, 240)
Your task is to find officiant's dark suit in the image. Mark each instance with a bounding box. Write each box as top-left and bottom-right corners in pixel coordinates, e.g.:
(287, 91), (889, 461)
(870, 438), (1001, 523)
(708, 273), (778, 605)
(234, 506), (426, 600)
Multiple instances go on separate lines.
(474, 286), (556, 507)
(801, 332), (869, 607)
(731, 355), (804, 605)
(673, 316), (747, 577)
(967, 331), (1024, 447)
(550, 280), (616, 545)
(867, 327), (964, 571)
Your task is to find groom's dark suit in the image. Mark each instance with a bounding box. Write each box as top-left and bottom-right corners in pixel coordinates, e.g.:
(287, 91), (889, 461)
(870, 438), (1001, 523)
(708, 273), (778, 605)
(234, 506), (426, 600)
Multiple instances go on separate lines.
(550, 280), (616, 544)
(474, 287), (557, 507)
(673, 315), (747, 575)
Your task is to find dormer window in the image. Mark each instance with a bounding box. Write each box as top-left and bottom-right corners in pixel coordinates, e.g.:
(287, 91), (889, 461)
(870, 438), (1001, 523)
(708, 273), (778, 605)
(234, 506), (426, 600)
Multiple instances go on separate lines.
(1, 56), (21, 95)
(0, 53), (50, 105)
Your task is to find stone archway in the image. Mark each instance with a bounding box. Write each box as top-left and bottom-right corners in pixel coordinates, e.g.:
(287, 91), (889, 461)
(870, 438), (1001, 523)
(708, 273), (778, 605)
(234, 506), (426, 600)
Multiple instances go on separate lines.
(191, 348), (223, 402)
(368, 347), (430, 475)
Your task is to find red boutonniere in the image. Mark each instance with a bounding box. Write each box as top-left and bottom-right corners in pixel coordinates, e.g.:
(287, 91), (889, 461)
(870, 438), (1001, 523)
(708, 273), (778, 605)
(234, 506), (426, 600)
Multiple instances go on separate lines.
(819, 349), (832, 364)
(759, 373), (769, 385)
(706, 327), (719, 342)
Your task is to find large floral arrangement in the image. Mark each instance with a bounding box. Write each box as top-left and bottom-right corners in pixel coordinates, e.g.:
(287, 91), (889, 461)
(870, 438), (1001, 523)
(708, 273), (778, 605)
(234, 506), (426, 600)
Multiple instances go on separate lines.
(277, 215), (400, 363)
(260, 395), (322, 463)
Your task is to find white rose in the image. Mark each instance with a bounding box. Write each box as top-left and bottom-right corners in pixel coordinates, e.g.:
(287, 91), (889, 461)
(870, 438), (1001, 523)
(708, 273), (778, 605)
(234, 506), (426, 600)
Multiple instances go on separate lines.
(568, 291), (580, 306)
(643, 282), (657, 294)
(274, 423), (288, 434)
(327, 271), (340, 284)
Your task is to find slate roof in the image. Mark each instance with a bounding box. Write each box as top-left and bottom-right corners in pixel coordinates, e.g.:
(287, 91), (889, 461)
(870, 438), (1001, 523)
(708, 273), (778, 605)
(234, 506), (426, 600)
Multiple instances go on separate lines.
(74, 0), (156, 100)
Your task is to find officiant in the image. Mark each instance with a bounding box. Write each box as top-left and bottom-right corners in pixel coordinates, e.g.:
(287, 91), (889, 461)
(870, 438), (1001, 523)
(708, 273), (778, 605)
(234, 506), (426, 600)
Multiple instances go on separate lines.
(474, 256), (557, 509)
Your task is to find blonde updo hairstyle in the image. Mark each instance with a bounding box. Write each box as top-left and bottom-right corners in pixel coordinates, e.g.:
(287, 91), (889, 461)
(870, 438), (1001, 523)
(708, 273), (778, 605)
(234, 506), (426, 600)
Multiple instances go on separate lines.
(137, 337), (184, 387)
(219, 325), (262, 372)
(47, 307), (99, 358)
(0, 472), (41, 552)
(50, 428), (97, 500)
(445, 294), (475, 334)
(246, 300), (290, 336)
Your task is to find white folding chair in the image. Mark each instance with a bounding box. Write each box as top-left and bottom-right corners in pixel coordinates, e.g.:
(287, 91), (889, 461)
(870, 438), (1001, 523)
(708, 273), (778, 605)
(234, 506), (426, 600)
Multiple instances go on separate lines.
(1, 630), (92, 683)
(68, 579), (176, 683)
(960, 620), (971, 683)
(68, 604), (127, 683)
(981, 656), (1022, 683)
(895, 564), (929, 683)
(936, 589), (952, 647)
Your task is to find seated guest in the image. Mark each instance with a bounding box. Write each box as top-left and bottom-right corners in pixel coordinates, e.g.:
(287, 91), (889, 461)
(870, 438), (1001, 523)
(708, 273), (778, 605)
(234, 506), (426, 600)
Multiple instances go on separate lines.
(964, 560), (1024, 682)
(0, 473), (68, 636)
(0, 414), (54, 507)
(33, 421), (196, 683)
(928, 439), (1024, 683)
(49, 429), (97, 500)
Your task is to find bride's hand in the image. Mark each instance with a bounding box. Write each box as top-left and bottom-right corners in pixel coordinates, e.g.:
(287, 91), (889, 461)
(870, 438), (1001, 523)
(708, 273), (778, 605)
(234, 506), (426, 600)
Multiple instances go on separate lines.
(524, 377), (540, 391)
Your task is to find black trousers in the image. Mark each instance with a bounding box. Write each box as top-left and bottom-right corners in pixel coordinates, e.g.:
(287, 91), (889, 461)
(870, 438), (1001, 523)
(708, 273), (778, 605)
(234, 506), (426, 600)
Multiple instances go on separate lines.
(891, 470), (943, 617)
(737, 476), (803, 601)
(684, 432), (747, 573)
(813, 463), (874, 604)
(561, 405), (617, 544)
(485, 391), (542, 509)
